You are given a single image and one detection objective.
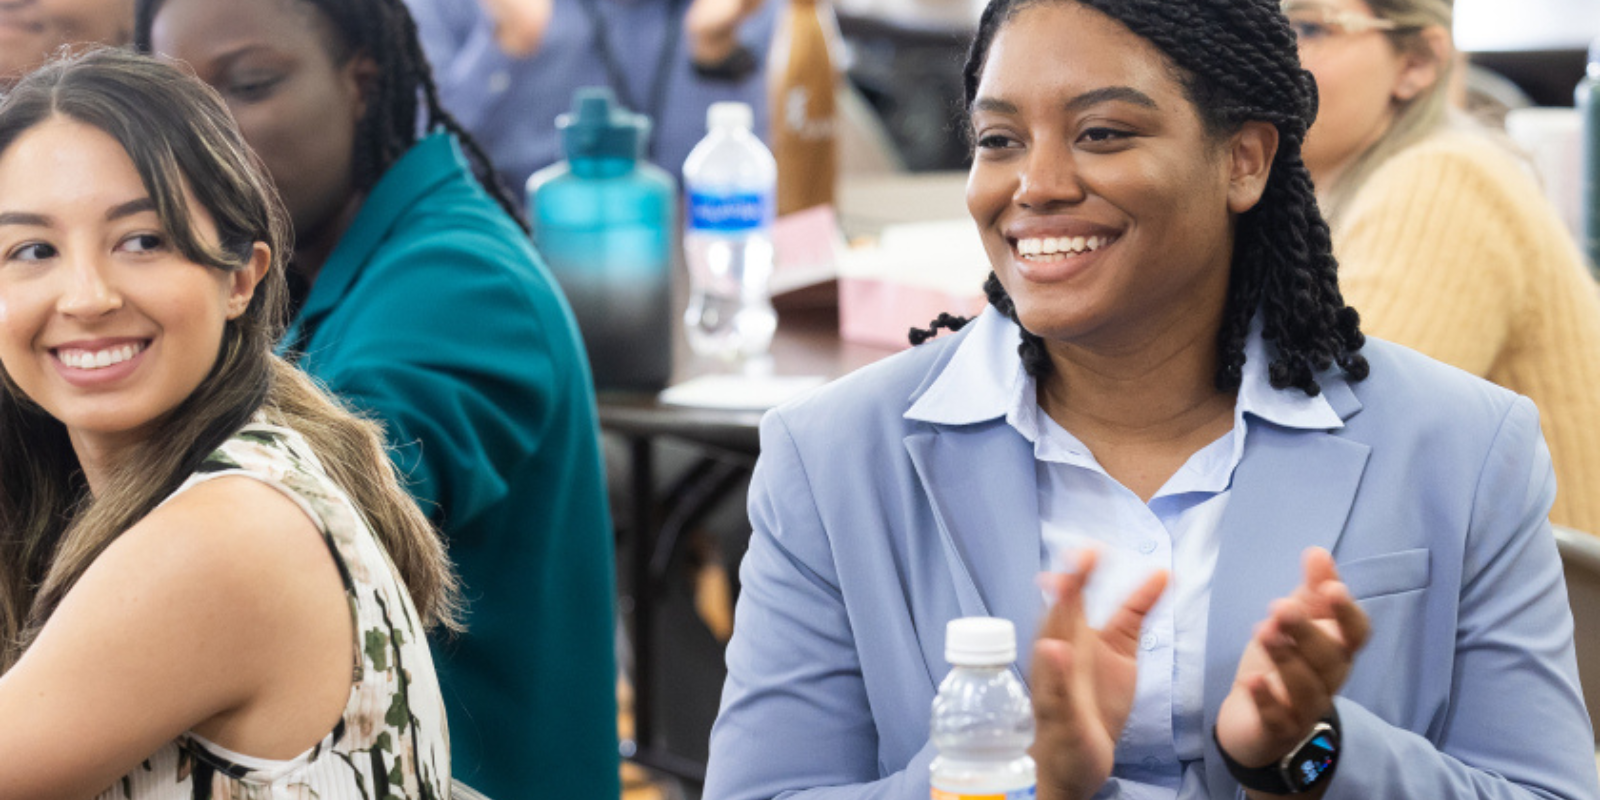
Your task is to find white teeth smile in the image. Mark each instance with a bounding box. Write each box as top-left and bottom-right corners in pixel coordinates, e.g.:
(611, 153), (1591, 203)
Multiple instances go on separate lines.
(1016, 235), (1116, 258)
(57, 342), (146, 370)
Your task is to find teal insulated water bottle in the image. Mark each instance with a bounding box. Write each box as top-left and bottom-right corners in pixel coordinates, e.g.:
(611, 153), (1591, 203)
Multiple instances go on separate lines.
(528, 88), (676, 391)
(1580, 36), (1600, 275)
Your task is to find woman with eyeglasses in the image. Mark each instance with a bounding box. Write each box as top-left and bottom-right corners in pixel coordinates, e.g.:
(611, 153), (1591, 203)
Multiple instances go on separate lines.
(1287, 0), (1600, 536)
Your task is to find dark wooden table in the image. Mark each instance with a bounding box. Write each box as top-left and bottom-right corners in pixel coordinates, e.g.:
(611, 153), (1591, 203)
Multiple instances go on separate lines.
(599, 303), (896, 784)
(599, 303), (895, 448)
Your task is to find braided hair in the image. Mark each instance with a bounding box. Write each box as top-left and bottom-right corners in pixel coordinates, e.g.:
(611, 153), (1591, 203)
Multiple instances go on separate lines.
(912, 0), (1368, 396)
(132, 0), (528, 233)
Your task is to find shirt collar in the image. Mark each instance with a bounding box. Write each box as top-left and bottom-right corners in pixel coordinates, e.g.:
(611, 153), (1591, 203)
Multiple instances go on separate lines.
(905, 307), (1021, 426)
(284, 132), (465, 350)
(905, 308), (1344, 434)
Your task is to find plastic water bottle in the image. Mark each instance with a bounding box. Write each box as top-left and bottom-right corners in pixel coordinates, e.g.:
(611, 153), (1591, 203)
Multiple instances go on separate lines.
(528, 87), (675, 390)
(1579, 36), (1600, 274)
(682, 102), (778, 362)
(930, 618), (1037, 800)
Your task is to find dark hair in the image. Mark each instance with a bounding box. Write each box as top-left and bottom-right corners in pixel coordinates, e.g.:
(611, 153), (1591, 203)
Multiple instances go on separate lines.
(913, 0), (1368, 396)
(0, 48), (458, 669)
(132, 0), (528, 232)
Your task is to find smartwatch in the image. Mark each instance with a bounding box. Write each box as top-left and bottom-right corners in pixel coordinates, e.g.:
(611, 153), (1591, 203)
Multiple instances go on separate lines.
(1213, 706), (1341, 794)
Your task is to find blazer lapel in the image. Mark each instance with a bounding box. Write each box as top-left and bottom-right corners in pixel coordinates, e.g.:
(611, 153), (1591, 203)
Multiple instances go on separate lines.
(905, 421), (1045, 684)
(1201, 422), (1370, 798)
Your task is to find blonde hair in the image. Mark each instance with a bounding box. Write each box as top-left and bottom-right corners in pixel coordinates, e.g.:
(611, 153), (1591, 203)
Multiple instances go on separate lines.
(1316, 0), (1455, 227)
(0, 48), (460, 672)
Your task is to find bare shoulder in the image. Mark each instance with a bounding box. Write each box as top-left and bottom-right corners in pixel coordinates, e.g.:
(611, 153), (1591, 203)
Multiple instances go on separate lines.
(73, 475), (345, 642)
(48, 474), (352, 705)
(111, 476), (330, 591)
(0, 479), (353, 795)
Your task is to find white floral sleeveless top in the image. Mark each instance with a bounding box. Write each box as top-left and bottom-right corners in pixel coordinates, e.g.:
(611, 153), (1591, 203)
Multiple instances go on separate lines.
(98, 422), (451, 800)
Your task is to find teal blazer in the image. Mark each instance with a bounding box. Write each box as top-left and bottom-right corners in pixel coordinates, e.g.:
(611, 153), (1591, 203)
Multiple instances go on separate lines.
(284, 133), (618, 800)
(707, 312), (1599, 800)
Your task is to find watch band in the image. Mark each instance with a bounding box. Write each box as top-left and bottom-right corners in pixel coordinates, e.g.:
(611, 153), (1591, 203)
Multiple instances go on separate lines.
(691, 43), (758, 82)
(1214, 706), (1341, 794)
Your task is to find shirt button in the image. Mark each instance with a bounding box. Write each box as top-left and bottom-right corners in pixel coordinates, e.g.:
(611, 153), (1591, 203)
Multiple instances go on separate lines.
(488, 69), (511, 94)
(1142, 756), (1161, 770)
(1139, 539), (1158, 555)
(1140, 632), (1158, 651)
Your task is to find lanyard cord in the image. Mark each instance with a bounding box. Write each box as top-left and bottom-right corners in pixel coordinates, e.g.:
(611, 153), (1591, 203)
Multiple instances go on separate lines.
(575, 0), (691, 159)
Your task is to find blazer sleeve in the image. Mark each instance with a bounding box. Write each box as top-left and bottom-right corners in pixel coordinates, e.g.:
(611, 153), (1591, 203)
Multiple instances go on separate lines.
(706, 410), (938, 800)
(305, 233), (567, 532)
(1326, 397), (1600, 799)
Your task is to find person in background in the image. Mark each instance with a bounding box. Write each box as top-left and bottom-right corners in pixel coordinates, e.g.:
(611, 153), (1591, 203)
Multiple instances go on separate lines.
(0, 47), (454, 798)
(1291, 0), (1600, 535)
(0, 0), (133, 86)
(136, 1), (620, 797)
(405, 0), (774, 195)
(705, 0), (1599, 797)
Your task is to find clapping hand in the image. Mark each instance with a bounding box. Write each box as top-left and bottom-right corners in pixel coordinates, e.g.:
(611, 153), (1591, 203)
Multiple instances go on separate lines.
(1215, 548), (1370, 795)
(1030, 550), (1168, 800)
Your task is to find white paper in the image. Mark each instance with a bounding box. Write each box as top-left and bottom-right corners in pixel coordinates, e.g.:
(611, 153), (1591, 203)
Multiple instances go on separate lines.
(658, 374), (827, 411)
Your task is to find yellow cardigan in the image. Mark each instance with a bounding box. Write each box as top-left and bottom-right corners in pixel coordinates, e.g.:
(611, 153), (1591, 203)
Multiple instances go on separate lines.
(1336, 129), (1600, 535)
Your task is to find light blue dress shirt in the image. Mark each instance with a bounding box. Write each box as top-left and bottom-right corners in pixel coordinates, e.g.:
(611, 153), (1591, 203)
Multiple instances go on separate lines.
(908, 310), (1342, 799)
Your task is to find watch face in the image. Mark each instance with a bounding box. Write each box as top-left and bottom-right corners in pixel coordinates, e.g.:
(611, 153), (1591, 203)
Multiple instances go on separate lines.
(1287, 728), (1339, 790)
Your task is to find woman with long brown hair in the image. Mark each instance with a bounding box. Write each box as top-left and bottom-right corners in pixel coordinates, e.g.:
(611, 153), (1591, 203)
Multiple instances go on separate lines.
(0, 47), (457, 798)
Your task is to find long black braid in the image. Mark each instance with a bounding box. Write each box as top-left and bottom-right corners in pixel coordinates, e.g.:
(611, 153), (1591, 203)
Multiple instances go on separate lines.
(132, 0), (529, 234)
(910, 0), (1367, 396)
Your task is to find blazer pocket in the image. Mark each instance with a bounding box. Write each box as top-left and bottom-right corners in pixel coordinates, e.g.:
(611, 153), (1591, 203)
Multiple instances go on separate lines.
(1339, 548), (1431, 600)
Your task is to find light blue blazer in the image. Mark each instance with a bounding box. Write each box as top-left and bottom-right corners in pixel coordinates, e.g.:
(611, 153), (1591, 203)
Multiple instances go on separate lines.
(706, 316), (1599, 800)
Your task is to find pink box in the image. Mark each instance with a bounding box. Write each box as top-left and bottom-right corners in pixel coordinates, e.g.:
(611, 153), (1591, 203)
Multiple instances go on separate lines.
(839, 275), (988, 350)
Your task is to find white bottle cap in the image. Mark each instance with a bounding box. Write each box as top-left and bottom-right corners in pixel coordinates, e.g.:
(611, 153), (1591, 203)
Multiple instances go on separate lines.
(945, 617), (1017, 666)
(707, 101), (753, 131)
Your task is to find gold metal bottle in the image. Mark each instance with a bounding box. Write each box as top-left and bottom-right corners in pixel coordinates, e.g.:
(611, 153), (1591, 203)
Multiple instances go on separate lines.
(768, 0), (841, 216)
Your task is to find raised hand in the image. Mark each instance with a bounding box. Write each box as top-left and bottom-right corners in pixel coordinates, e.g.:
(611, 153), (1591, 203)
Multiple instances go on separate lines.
(684, 0), (763, 64)
(1215, 548), (1370, 784)
(1030, 550), (1168, 800)
(480, 0), (553, 58)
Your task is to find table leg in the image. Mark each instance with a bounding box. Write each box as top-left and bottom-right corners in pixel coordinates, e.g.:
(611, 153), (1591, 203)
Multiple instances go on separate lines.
(622, 438), (754, 788)
(628, 435), (657, 749)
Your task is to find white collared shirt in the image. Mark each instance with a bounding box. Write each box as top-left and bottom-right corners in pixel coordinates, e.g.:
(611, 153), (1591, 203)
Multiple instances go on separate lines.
(906, 308), (1343, 799)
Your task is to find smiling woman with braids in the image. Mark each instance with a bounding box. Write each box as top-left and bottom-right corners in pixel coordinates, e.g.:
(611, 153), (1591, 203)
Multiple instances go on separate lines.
(705, 0), (1599, 798)
(132, 1), (619, 797)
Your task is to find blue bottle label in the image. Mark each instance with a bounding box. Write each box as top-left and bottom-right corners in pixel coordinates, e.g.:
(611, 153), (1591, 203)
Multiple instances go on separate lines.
(688, 190), (772, 233)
